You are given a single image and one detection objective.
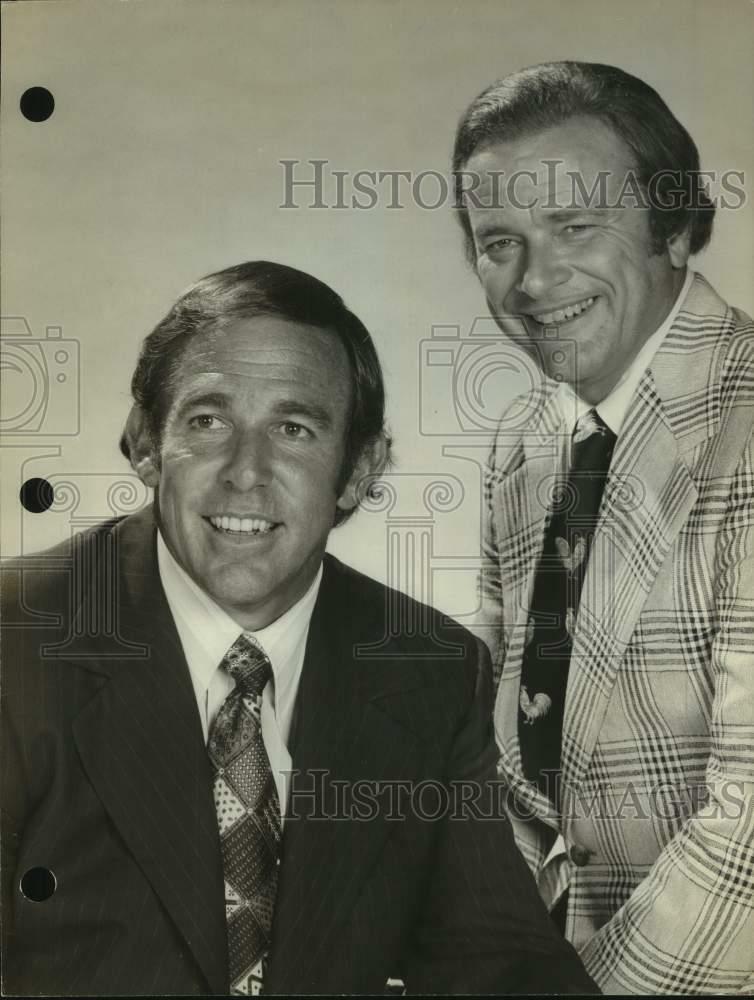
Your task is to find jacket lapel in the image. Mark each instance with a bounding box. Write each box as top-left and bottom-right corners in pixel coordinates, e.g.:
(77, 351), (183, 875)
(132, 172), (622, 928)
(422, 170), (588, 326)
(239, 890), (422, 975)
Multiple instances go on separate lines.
(562, 272), (728, 789)
(562, 375), (698, 789)
(266, 557), (434, 991)
(70, 509), (229, 994)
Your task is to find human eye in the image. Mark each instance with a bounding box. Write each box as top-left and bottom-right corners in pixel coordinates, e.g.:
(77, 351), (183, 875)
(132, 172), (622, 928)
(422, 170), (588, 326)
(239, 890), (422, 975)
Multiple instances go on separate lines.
(187, 413), (229, 431)
(278, 421), (313, 440)
(561, 216), (600, 236)
(480, 235), (520, 259)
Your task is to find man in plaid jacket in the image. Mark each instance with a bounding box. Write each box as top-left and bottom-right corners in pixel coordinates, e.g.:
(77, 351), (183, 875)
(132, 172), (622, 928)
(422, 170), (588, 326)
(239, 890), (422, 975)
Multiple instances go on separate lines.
(452, 61), (754, 993)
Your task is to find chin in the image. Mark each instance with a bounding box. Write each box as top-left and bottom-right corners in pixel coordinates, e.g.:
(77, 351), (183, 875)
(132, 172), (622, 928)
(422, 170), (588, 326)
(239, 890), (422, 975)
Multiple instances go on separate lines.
(210, 569), (267, 604)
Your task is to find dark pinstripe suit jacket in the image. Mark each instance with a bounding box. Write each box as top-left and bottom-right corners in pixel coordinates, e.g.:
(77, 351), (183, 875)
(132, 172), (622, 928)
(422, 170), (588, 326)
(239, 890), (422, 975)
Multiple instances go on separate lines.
(1, 507), (595, 995)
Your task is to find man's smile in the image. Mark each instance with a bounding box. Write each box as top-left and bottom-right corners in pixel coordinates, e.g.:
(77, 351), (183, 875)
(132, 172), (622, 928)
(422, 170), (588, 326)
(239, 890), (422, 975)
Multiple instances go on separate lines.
(205, 514), (280, 536)
(525, 295), (598, 328)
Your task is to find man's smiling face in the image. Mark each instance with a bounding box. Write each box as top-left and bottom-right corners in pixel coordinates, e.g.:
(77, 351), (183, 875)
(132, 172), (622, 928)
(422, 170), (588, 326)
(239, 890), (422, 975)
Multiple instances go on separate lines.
(144, 315), (358, 629)
(464, 116), (690, 403)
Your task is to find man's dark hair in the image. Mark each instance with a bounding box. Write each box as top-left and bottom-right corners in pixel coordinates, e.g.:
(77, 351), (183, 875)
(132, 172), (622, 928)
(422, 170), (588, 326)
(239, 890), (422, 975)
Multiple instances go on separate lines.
(120, 260), (389, 525)
(452, 61), (715, 264)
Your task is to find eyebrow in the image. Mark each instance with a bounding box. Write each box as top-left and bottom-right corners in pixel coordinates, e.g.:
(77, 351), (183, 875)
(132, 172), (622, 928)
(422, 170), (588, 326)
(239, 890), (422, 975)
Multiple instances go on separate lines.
(543, 209), (605, 222)
(473, 208), (606, 240)
(270, 399), (335, 429)
(174, 392), (335, 430)
(472, 221), (514, 242)
(174, 392), (232, 417)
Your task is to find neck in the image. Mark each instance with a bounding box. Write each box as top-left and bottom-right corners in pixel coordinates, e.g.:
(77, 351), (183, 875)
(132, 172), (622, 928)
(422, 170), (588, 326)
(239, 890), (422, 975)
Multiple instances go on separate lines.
(574, 266), (689, 405)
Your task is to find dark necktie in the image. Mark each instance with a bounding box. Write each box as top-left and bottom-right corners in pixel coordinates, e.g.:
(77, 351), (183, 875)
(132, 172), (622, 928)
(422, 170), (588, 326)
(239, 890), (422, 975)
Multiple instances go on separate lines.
(208, 634), (282, 995)
(518, 408), (617, 803)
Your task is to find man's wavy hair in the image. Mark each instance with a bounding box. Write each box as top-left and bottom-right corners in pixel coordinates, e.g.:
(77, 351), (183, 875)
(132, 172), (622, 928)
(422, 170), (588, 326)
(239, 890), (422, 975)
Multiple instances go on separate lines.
(120, 260), (389, 525)
(452, 61), (715, 265)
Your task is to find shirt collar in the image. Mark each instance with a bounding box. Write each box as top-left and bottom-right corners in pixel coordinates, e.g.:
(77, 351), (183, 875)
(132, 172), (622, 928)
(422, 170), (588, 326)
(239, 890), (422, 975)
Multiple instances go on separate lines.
(557, 268), (694, 436)
(156, 529), (323, 697)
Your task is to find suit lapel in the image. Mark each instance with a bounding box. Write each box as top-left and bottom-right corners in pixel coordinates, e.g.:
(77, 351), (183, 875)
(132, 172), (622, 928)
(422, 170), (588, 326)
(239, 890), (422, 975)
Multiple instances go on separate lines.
(562, 374), (698, 787)
(562, 271), (730, 789)
(70, 509), (229, 994)
(267, 558), (433, 991)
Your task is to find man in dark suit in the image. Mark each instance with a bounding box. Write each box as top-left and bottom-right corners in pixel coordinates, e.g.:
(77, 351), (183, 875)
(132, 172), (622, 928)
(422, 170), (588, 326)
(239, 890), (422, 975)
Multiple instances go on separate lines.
(1, 261), (595, 995)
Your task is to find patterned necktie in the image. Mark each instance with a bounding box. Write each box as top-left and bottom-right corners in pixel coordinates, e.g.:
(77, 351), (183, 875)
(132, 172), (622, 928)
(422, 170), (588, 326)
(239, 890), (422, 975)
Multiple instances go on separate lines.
(518, 408), (617, 803)
(208, 634), (282, 995)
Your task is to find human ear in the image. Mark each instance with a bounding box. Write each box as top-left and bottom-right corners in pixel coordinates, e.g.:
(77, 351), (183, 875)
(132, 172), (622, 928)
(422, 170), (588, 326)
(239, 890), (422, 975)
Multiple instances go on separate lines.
(122, 405), (160, 488)
(667, 226), (692, 269)
(336, 432), (391, 512)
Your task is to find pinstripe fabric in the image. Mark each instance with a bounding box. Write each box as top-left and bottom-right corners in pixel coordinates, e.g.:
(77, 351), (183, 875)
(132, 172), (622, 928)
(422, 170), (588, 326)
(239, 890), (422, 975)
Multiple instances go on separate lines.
(2, 508), (597, 995)
(1, 512), (230, 995)
(474, 274), (754, 993)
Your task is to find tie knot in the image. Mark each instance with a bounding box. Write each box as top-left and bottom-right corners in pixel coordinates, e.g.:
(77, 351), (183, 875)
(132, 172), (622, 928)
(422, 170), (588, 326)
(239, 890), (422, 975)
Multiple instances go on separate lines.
(573, 408), (611, 444)
(222, 633), (272, 697)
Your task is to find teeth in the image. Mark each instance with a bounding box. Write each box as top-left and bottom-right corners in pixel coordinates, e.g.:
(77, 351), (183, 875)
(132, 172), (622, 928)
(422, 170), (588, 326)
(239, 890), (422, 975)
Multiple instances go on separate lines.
(532, 296), (595, 326)
(209, 515), (274, 534)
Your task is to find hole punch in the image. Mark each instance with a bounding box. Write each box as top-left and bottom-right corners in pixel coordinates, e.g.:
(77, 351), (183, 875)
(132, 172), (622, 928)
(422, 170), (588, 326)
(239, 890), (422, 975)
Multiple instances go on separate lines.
(20, 477), (54, 513)
(20, 87), (55, 122)
(20, 867), (57, 902)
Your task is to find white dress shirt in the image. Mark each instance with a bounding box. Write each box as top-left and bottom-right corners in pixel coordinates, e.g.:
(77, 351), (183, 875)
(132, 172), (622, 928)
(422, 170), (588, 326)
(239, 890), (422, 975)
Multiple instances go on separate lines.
(157, 531), (322, 820)
(540, 268), (693, 904)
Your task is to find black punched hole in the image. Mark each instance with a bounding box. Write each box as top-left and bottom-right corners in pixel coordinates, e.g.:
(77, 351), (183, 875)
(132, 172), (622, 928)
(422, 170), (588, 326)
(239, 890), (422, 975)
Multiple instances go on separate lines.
(20, 87), (55, 122)
(20, 867), (57, 902)
(20, 477), (54, 513)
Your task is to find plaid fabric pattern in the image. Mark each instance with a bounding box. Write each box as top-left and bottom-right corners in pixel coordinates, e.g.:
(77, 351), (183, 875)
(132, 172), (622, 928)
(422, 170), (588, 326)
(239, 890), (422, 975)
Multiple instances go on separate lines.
(474, 274), (754, 993)
(208, 634), (281, 996)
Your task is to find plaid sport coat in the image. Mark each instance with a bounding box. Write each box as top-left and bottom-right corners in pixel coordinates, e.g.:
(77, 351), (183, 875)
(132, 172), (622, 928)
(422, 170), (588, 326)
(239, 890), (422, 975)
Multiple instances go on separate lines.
(474, 273), (754, 994)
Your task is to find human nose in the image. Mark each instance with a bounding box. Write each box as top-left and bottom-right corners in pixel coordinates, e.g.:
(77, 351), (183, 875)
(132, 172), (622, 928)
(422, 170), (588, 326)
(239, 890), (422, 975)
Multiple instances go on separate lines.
(515, 240), (570, 300)
(221, 429), (272, 492)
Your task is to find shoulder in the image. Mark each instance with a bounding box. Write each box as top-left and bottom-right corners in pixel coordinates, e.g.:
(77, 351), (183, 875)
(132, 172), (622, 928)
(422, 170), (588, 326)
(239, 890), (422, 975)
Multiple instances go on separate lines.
(320, 553), (488, 699)
(1, 516), (125, 613)
(699, 292), (754, 440)
(320, 553), (482, 655)
(664, 273), (754, 401)
(0, 511), (155, 678)
(1, 522), (129, 765)
(650, 276), (753, 454)
(716, 306), (754, 407)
